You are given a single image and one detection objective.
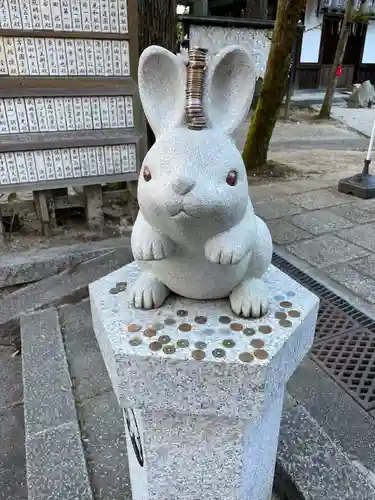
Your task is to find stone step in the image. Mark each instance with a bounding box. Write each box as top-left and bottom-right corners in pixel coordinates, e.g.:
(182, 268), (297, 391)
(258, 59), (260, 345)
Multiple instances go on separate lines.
(276, 393), (375, 500)
(0, 236), (130, 289)
(0, 245), (132, 345)
(21, 308), (93, 500)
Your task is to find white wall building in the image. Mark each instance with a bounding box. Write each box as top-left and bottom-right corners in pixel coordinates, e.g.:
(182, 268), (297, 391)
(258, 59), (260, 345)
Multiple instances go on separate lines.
(298, 0), (375, 88)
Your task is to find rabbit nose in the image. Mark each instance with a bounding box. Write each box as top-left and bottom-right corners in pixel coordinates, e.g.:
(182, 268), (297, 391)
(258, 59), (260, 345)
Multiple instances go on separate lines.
(171, 178), (195, 195)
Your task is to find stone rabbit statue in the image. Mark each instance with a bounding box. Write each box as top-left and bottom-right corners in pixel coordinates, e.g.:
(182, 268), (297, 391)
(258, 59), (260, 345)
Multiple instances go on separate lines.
(130, 44), (272, 318)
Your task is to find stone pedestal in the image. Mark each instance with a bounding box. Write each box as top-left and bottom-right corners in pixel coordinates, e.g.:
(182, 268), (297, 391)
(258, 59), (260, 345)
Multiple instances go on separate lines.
(90, 262), (319, 500)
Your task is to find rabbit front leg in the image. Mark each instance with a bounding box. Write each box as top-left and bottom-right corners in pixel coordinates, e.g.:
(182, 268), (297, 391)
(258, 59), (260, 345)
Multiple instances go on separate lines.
(205, 201), (257, 265)
(131, 212), (176, 261)
(230, 216), (273, 318)
(130, 213), (172, 310)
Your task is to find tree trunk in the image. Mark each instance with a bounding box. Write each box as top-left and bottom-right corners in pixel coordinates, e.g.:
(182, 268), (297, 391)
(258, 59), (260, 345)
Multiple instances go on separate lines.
(242, 0), (305, 172)
(138, 0), (176, 53)
(245, 0), (268, 20)
(319, 0), (354, 119)
(138, 0), (177, 148)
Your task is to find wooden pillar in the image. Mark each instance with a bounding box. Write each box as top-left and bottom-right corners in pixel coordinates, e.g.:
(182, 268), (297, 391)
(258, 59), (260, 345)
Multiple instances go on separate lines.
(84, 184), (104, 231)
(33, 190), (56, 237)
(245, 0), (268, 20)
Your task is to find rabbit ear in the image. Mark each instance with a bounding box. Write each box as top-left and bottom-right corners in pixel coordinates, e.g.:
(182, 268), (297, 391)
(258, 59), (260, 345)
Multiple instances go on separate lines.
(138, 46), (187, 138)
(205, 45), (256, 137)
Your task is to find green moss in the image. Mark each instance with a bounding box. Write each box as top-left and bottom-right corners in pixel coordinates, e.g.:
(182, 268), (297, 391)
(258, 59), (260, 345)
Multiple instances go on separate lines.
(243, 0), (305, 173)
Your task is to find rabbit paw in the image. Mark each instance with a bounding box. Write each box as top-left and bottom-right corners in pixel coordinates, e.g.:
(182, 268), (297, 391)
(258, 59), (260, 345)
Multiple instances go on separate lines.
(205, 235), (250, 265)
(132, 232), (175, 261)
(230, 278), (269, 319)
(130, 272), (170, 309)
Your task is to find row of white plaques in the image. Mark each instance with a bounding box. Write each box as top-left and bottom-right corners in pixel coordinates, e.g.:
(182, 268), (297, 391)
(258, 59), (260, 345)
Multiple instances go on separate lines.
(0, 0), (128, 33)
(0, 144), (137, 185)
(0, 37), (130, 76)
(0, 96), (134, 134)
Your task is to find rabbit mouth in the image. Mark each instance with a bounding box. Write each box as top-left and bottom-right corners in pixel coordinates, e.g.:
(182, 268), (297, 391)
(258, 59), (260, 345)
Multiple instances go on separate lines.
(170, 209), (198, 220)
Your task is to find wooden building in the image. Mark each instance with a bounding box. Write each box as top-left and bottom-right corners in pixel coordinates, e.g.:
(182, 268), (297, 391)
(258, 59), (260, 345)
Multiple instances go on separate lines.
(299, 0), (375, 88)
(179, 0), (277, 19)
(180, 0), (375, 89)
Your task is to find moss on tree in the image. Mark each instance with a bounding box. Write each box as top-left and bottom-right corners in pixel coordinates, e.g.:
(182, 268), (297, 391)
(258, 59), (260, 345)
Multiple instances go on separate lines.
(242, 0), (305, 173)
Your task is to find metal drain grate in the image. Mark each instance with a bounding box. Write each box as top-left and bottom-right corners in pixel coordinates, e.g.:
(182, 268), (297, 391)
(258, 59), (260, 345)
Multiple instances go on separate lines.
(272, 253), (375, 334)
(316, 300), (360, 342)
(272, 252), (375, 413)
(311, 331), (375, 410)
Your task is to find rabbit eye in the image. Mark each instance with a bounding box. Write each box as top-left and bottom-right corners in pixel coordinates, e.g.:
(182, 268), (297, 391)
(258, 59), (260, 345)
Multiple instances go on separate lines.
(226, 170), (238, 186)
(143, 166), (152, 182)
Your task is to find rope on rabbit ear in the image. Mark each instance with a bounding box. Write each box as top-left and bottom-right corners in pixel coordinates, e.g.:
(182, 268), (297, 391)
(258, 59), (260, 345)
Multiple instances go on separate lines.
(185, 47), (208, 131)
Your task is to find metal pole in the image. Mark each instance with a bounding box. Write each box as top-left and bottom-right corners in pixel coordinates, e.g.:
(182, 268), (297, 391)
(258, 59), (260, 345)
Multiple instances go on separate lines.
(362, 117), (375, 176)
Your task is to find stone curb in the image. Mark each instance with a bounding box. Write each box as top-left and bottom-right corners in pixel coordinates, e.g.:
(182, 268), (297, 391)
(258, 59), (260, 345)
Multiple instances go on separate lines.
(0, 246), (133, 345)
(0, 236), (130, 289)
(275, 393), (375, 500)
(21, 308), (93, 500)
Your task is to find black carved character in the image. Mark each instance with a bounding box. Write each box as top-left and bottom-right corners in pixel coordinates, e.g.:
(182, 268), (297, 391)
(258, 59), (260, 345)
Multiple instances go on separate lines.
(124, 409), (144, 467)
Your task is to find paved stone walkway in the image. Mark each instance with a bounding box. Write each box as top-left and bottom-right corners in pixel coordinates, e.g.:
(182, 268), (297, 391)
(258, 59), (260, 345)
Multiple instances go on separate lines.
(317, 104), (375, 139)
(251, 181), (375, 316)
(0, 347), (26, 500)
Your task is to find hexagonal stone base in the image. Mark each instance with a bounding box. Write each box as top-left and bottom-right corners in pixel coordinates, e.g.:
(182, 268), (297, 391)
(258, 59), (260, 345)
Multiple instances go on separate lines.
(90, 262), (319, 500)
